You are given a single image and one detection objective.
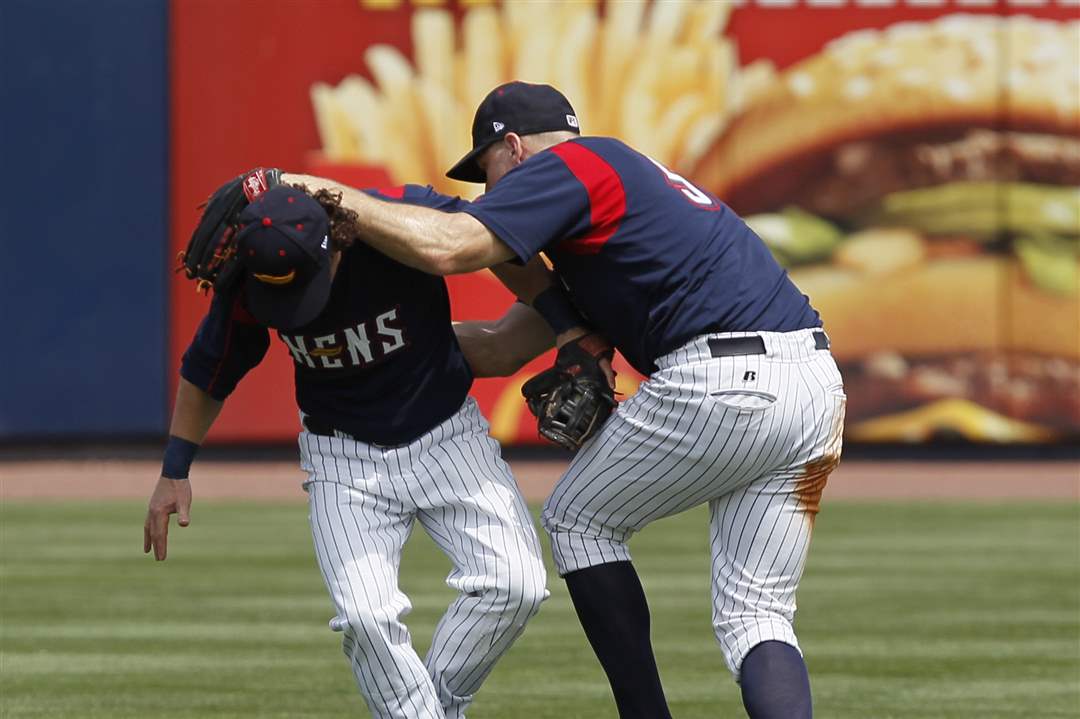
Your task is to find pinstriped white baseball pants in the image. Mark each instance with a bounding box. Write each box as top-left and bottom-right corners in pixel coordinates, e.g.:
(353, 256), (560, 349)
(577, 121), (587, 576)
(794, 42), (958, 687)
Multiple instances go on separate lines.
(542, 328), (846, 679)
(299, 398), (548, 719)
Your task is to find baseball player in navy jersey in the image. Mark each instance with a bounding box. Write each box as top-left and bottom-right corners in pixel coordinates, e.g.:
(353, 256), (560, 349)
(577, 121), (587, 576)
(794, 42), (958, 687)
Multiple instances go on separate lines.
(143, 183), (550, 719)
(287, 82), (846, 719)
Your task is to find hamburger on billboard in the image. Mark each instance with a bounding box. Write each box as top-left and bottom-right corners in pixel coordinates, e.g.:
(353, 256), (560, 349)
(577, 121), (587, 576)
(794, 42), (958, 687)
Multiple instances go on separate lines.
(693, 13), (1079, 443)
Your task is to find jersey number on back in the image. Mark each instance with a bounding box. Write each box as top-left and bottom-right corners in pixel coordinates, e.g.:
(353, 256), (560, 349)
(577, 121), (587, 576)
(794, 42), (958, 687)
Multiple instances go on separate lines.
(646, 157), (720, 209)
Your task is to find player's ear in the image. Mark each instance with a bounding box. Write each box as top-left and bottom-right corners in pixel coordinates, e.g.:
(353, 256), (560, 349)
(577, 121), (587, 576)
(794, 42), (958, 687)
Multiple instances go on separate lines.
(506, 133), (526, 165)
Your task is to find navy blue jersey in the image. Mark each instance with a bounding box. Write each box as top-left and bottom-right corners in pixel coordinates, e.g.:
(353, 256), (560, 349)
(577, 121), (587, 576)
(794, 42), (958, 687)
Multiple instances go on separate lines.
(464, 137), (821, 374)
(181, 184), (473, 445)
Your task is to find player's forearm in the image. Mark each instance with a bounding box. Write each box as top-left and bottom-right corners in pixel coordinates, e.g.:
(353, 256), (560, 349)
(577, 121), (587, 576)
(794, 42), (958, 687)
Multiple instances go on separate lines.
(490, 258), (556, 305)
(283, 173), (512, 274)
(491, 259), (590, 348)
(169, 378), (224, 445)
(159, 378), (223, 481)
(453, 320), (510, 377)
(454, 303), (555, 377)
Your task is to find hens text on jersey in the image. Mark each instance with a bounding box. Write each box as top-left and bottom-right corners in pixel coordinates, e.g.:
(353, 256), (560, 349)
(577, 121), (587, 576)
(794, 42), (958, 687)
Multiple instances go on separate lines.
(279, 308), (408, 371)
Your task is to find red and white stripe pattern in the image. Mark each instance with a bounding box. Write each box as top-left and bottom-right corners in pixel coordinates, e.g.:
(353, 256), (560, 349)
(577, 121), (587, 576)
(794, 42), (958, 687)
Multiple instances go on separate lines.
(542, 328), (846, 678)
(300, 398), (548, 718)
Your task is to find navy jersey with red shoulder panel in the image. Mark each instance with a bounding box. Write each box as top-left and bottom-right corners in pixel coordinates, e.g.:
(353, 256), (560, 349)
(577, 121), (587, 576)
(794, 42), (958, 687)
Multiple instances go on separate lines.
(464, 137), (821, 375)
(181, 184), (473, 445)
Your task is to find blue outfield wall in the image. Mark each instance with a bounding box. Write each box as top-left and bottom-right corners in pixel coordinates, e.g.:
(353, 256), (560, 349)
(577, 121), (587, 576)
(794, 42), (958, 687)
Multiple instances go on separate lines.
(0, 0), (169, 438)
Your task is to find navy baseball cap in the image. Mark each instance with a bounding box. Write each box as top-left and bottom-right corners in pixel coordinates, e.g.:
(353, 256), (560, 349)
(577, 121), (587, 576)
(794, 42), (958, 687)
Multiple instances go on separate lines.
(237, 186), (332, 330)
(446, 82), (580, 183)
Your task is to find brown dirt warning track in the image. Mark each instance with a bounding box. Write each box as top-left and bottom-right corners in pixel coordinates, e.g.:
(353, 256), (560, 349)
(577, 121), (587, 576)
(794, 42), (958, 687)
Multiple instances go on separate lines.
(1, 458), (1076, 503)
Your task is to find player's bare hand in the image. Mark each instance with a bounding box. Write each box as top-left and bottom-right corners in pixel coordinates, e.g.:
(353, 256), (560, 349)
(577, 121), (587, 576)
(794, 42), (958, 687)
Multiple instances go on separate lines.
(556, 330), (617, 391)
(143, 476), (192, 561)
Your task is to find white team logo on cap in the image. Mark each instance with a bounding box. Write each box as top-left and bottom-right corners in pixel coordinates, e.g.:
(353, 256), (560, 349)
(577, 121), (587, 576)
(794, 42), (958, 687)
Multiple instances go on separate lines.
(566, 114), (579, 128)
(321, 235), (328, 250)
(492, 121), (505, 132)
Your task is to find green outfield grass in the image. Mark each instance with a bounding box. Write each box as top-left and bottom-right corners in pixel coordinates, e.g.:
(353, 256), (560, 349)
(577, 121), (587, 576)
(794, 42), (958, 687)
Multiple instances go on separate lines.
(2, 499), (1078, 718)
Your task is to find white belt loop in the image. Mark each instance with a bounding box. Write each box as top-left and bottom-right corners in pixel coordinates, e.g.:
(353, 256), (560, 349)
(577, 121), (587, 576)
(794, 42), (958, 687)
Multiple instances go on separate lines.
(759, 332), (779, 358)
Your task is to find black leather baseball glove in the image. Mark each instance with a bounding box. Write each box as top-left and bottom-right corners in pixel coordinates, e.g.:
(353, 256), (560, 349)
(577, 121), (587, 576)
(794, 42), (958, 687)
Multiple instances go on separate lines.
(522, 334), (616, 451)
(177, 168), (281, 293)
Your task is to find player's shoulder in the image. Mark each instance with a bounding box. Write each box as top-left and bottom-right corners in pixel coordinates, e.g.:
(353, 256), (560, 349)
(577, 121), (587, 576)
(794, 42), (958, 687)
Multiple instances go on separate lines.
(535, 136), (665, 201)
(546, 135), (634, 162)
(491, 136), (639, 193)
(571, 135), (632, 152)
(544, 136), (650, 180)
(363, 184), (469, 212)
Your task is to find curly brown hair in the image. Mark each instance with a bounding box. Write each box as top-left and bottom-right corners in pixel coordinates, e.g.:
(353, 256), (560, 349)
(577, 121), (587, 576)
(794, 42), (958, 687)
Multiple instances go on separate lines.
(289, 184), (362, 252)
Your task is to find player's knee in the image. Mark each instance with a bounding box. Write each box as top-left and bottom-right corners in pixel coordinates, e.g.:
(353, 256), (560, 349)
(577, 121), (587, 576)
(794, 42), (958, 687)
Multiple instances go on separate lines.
(332, 602), (404, 645)
(498, 568), (548, 619)
(476, 561), (547, 621)
(341, 608), (384, 639)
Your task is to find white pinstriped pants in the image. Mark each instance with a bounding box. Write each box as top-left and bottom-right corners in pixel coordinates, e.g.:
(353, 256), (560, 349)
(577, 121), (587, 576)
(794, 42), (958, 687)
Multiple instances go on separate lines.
(299, 398), (548, 719)
(542, 328), (846, 679)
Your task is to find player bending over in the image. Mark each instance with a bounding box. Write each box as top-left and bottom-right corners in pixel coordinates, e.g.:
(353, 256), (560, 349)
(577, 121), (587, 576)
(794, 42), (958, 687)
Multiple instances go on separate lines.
(144, 179), (559, 719)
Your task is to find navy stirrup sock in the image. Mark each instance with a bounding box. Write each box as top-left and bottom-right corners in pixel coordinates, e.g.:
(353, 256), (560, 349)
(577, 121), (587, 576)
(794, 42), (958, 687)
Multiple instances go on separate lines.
(739, 640), (813, 719)
(563, 561), (672, 719)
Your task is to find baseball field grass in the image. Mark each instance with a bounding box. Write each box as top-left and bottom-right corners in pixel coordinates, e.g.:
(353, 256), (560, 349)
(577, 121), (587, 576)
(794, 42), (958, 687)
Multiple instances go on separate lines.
(2, 500), (1078, 718)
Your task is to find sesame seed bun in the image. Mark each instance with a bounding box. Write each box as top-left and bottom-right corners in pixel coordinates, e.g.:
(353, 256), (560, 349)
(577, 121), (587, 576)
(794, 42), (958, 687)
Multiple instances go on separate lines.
(691, 14), (1080, 213)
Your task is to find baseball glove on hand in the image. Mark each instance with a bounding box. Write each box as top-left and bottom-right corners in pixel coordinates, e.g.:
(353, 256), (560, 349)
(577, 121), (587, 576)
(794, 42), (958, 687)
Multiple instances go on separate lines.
(177, 168), (281, 293)
(522, 334), (616, 451)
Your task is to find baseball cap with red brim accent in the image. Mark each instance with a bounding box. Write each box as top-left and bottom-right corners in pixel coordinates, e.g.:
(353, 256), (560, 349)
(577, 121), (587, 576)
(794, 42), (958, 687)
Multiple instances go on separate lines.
(446, 82), (581, 183)
(237, 186), (332, 331)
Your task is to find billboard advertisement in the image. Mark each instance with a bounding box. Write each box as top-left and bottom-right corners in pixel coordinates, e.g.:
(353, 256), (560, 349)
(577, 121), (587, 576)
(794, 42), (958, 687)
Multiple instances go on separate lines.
(171, 0), (1078, 444)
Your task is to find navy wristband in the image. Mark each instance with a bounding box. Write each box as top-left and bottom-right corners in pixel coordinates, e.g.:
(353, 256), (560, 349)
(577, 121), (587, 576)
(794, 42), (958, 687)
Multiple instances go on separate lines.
(532, 285), (584, 336)
(161, 435), (200, 480)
